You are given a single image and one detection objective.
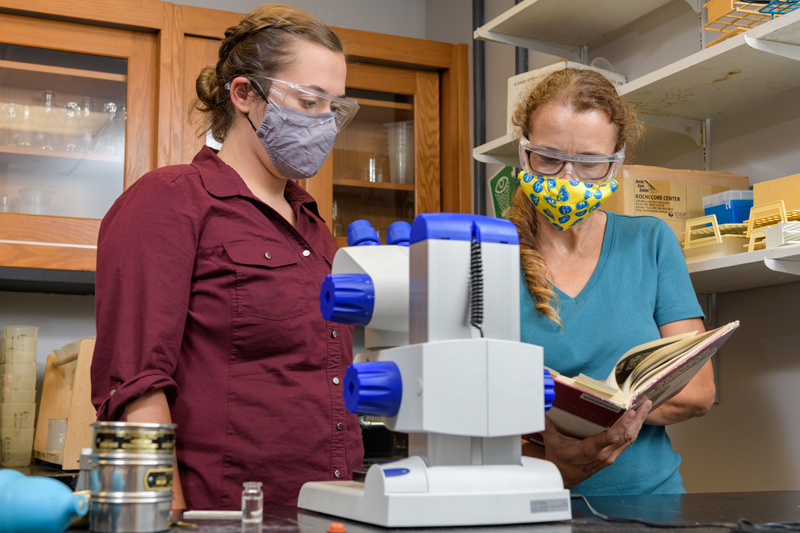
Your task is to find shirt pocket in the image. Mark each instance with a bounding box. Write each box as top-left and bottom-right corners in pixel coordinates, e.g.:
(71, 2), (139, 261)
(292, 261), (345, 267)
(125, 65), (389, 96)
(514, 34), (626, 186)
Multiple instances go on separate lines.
(223, 241), (309, 320)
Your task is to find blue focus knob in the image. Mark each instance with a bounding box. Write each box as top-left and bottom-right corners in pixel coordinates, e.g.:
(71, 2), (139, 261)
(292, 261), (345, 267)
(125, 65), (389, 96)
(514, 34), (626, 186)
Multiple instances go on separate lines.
(347, 220), (381, 246)
(386, 221), (411, 246)
(319, 273), (375, 326)
(343, 361), (402, 417)
(543, 368), (555, 412)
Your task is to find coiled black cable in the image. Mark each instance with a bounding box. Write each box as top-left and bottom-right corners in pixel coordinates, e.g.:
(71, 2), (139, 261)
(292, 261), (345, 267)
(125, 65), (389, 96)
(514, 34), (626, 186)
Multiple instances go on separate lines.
(469, 232), (485, 338)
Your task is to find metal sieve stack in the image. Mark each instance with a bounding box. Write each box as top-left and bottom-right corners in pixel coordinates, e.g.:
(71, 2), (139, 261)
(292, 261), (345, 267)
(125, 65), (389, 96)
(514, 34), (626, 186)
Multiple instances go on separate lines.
(90, 422), (176, 533)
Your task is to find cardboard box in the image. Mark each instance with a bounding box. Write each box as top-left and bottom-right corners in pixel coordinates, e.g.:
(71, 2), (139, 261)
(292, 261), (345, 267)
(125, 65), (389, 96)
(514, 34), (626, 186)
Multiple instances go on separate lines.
(753, 173), (800, 212)
(603, 165), (750, 244)
(507, 61), (626, 134)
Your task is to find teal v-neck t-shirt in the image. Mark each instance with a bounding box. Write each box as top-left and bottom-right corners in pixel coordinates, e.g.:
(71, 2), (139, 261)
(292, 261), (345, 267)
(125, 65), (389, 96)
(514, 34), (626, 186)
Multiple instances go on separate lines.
(520, 211), (703, 496)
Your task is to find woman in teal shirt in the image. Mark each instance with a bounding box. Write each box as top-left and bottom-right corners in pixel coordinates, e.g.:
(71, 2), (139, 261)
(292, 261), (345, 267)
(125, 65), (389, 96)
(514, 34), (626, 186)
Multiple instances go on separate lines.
(507, 68), (715, 495)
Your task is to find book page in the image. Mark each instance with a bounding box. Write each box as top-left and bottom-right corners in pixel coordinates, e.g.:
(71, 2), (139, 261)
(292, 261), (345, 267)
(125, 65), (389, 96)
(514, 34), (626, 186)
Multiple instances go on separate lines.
(574, 373), (623, 396)
(620, 332), (712, 395)
(629, 321), (739, 407)
(546, 322), (739, 439)
(550, 370), (629, 403)
(629, 346), (716, 409)
(607, 330), (697, 388)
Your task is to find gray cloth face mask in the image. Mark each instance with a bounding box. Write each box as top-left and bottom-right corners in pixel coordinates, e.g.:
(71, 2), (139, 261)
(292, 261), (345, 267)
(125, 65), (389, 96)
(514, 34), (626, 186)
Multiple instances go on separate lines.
(252, 104), (338, 180)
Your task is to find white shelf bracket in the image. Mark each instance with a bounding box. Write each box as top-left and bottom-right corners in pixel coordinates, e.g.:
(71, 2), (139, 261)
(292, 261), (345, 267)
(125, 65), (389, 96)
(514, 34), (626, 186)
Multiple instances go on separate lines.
(684, 0), (702, 13)
(472, 152), (517, 168)
(473, 28), (582, 63)
(638, 113), (704, 147)
(744, 35), (800, 62)
(764, 257), (800, 276)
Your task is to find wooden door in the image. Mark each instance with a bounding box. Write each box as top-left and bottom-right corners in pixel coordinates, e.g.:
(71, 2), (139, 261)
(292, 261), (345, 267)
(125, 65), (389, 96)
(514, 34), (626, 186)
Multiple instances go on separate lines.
(170, 7), (240, 166)
(173, 36), (222, 166)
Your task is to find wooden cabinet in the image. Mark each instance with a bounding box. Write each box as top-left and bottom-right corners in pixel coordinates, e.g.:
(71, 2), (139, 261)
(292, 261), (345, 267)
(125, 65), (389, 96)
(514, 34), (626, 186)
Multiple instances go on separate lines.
(0, 0), (172, 282)
(0, 4), (165, 275)
(0, 1), (470, 286)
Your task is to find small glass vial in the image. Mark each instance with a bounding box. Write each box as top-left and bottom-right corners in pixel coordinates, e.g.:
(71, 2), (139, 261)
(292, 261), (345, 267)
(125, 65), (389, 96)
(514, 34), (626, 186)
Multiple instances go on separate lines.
(331, 200), (344, 237)
(241, 481), (263, 523)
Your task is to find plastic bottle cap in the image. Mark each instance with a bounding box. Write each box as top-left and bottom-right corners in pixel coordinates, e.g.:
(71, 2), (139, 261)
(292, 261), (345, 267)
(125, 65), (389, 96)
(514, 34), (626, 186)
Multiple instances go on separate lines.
(327, 522), (347, 533)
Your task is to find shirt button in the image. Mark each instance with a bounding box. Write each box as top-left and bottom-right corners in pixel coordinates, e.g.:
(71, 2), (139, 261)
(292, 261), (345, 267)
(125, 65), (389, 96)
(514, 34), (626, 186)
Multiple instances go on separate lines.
(302, 250), (310, 257)
(331, 330), (338, 338)
(264, 252), (271, 260)
(333, 377), (340, 385)
(337, 422), (344, 431)
(334, 470), (341, 478)
(109, 388), (116, 396)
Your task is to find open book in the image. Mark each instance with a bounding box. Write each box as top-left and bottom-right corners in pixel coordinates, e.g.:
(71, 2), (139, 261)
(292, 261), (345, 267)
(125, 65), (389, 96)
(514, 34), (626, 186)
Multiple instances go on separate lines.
(540, 321), (739, 440)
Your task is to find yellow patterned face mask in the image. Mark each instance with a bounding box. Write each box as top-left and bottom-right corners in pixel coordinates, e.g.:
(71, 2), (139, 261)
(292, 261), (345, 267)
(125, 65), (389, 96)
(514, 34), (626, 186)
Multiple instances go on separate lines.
(517, 171), (619, 231)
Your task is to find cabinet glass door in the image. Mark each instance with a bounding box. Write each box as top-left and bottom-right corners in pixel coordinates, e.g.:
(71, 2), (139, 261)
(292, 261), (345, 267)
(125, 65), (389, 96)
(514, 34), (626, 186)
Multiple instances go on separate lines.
(331, 89), (415, 243)
(0, 11), (156, 272)
(0, 44), (126, 219)
(323, 62), (439, 247)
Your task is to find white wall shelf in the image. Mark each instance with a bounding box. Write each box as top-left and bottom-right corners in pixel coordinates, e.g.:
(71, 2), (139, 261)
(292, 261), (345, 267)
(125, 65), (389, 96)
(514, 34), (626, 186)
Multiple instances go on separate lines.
(473, 133), (517, 168)
(688, 244), (800, 294)
(473, 9), (800, 170)
(619, 9), (800, 120)
(473, 0), (676, 62)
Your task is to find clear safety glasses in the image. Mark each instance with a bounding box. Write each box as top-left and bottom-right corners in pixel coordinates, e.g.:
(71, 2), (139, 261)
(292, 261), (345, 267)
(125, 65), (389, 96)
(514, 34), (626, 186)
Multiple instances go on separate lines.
(518, 137), (625, 183)
(250, 77), (359, 132)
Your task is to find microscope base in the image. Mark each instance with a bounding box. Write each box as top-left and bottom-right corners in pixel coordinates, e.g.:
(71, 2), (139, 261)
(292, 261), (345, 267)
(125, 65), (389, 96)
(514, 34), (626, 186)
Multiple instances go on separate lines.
(297, 455), (571, 527)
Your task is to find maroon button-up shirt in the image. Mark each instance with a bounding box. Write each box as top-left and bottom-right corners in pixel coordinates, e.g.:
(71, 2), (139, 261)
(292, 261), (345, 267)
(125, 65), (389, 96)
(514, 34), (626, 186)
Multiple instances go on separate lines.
(91, 146), (363, 510)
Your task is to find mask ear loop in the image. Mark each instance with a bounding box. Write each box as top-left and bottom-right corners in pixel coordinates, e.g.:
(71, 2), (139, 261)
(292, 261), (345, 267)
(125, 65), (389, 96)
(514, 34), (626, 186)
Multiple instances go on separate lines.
(243, 78), (275, 132)
(244, 113), (258, 132)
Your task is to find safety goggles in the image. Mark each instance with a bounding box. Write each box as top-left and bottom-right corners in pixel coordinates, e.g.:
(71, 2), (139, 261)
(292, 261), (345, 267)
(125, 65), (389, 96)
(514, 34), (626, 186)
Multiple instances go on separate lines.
(518, 137), (625, 183)
(249, 77), (359, 132)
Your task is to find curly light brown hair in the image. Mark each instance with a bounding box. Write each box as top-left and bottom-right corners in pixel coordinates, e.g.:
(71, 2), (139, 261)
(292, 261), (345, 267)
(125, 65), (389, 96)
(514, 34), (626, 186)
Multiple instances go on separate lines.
(506, 68), (643, 324)
(191, 4), (346, 143)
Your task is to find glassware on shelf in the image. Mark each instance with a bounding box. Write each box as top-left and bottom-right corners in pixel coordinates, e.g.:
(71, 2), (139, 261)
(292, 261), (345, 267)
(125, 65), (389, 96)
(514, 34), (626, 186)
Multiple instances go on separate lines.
(34, 90), (61, 150)
(332, 199), (345, 237)
(62, 101), (81, 152)
(93, 102), (116, 154)
(14, 105), (34, 148)
(116, 104), (127, 155)
(94, 102), (125, 156)
(78, 97), (94, 153)
(385, 120), (414, 185)
(0, 103), (14, 146)
(361, 155), (384, 183)
(0, 44), (129, 223)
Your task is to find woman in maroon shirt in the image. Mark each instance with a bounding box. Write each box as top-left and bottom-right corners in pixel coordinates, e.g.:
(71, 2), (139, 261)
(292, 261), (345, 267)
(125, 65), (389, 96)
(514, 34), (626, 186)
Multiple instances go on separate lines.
(91, 4), (364, 515)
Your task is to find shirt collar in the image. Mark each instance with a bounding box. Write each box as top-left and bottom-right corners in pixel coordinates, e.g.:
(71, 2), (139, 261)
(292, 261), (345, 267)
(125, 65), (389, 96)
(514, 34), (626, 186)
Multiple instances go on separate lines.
(192, 146), (322, 219)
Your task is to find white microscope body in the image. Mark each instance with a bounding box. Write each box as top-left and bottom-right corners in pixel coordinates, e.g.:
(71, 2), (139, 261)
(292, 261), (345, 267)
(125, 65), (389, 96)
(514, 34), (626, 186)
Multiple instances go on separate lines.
(298, 214), (570, 527)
